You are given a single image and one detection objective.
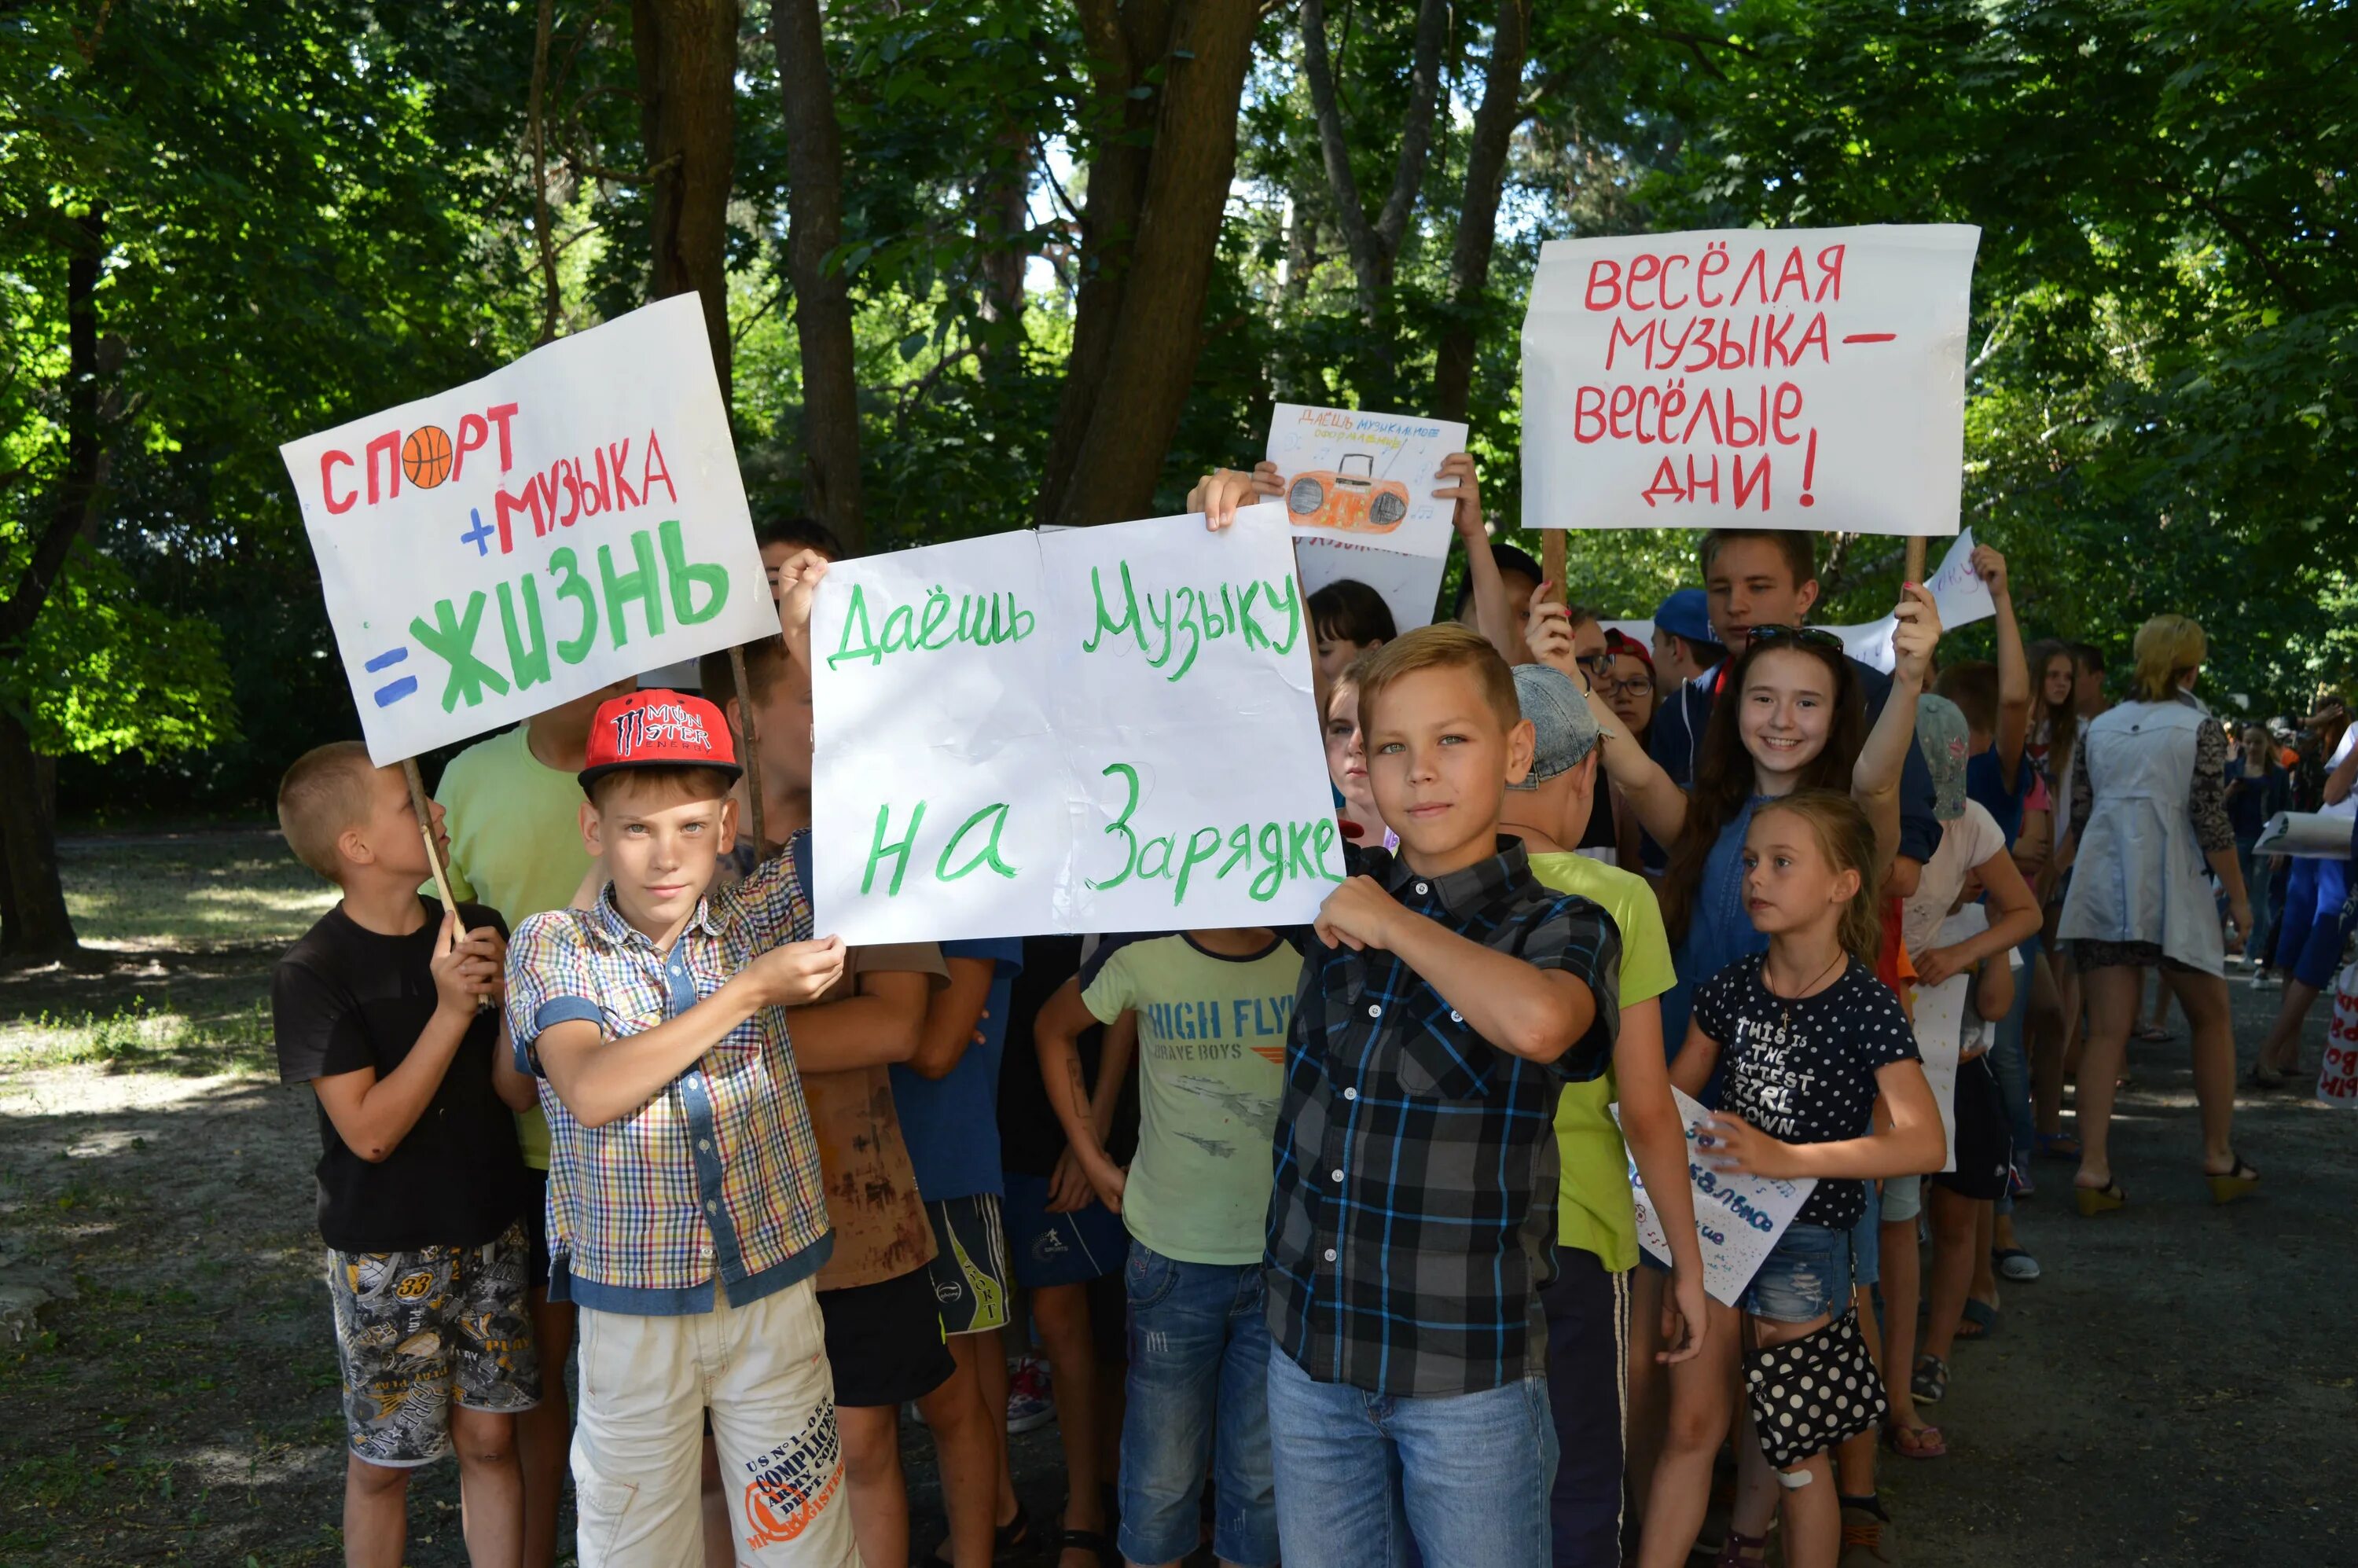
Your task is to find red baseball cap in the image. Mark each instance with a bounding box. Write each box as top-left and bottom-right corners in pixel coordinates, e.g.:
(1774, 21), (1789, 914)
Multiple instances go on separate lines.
(578, 689), (741, 791)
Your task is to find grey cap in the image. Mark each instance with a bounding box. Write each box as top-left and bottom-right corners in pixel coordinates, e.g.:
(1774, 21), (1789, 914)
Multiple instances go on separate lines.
(1508, 663), (1603, 791)
(1915, 693), (1971, 823)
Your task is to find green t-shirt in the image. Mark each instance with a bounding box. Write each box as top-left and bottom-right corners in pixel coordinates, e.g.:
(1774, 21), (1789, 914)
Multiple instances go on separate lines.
(1525, 851), (1677, 1273)
(434, 724), (596, 1171)
(1081, 931), (1302, 1266)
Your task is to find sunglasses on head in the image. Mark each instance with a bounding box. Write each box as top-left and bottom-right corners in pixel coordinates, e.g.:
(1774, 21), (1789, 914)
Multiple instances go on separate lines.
(1747, 624), (1846, 655)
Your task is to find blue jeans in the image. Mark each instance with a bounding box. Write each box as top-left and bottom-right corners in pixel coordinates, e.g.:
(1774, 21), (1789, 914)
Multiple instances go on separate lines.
(1265, 1344), (1555, 1568)
(1743, 1221), (1854, 1324)
(1991, 935), (2040, 1185)
(1118, 1243), (1276, 1566)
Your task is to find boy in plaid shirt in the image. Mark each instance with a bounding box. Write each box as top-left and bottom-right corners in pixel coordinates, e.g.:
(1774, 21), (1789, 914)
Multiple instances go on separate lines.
(1262, 625), (1622, 1568)
(505, 683), (860, 1567)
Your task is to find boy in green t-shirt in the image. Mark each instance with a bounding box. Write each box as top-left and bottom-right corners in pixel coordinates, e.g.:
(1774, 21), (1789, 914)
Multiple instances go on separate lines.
(1034, 929), (1302, 1568)
(1496, 662), (1706, 1567)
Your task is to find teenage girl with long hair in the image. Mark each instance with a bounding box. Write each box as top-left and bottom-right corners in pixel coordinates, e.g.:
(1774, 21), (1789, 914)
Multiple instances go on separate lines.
(1636, 791), (1945, 1568)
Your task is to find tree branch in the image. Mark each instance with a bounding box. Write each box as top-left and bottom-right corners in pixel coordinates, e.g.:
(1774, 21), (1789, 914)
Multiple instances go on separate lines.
(1370, 0), (1449, 258)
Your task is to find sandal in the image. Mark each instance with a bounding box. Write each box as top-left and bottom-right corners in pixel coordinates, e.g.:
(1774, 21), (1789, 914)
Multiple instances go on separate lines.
(1910, 1354), (1948, 1405)
(1056, 1528), (1121, 1568)
(1713, 1529), (1768, 1566)
(2205, 1153), (2261, 1206)
(1886, 1419), (1947, 1460)
(1993, 1246), (2041, 1283)
(2134, 1023), (2173, 1043)
(2246, 1063), (2289, 1091)
(2033, 1132), (2082, 1161)
(1956, 1298), (2000, 1341)
(932, 1500), (1031, 1565)
(2073, 1179), (2128, 1217)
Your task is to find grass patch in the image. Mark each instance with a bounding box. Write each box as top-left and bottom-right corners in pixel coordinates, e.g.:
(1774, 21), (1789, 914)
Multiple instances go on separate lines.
(0, 997), (274, 1076)
(59, 831), (335, 951)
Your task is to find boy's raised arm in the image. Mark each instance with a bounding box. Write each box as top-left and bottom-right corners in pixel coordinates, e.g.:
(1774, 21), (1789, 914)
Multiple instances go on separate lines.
(1313, 877), (1609, 1064)
(532, 935), (845, 1128)
(314, 913), (503, 1161)
(1853, 584), (1941, 875)
(1978, 545), (2031, 788)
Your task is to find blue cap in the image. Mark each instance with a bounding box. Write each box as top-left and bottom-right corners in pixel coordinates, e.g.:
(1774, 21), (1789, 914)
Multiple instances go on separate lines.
(1654, 588), (1715, 647)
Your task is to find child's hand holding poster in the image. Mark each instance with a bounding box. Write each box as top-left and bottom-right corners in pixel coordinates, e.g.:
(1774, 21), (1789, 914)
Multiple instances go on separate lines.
(809, 505), (1346, 944)
(1521, 224), (1979, 535)
(277, 295), (777, 764)
(1267, 403), (1468, 636)
(1618, 1086), (1816, 1308)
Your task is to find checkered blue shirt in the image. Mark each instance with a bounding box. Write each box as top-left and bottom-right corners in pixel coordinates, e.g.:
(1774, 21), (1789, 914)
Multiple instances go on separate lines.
(1265, 838), (1619, 1397)
(505, 851), (833, 1315)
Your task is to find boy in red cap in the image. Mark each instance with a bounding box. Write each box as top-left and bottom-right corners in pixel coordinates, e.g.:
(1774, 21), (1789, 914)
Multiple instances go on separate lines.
(504, 682), (866, 1566)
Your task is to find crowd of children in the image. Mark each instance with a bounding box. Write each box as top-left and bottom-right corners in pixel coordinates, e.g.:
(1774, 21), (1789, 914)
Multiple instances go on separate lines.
(270, 450), (2301, 1568)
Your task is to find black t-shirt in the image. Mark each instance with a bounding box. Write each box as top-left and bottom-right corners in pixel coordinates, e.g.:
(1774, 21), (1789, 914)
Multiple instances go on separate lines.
(1690, 953), (1918, 1230)
(997, 934), (1140, 1177)
(272, 898), (527, 1252)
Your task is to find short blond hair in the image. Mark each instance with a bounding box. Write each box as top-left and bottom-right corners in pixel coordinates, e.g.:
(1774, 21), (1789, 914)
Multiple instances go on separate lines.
(2131, 614), (2206, 703)
(1355, 622), (1520, 736)
(277, 741), (380, 881)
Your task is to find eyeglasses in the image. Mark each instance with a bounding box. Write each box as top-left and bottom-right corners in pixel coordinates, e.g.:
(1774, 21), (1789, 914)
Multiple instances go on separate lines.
(1747, 624), (1846, 655)
(1577, 652), (1615, 674)
(1600, 676), (1656, 700)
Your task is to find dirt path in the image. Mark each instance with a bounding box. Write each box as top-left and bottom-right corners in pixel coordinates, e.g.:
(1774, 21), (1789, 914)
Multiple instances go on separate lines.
(2, 832), (2349, 1563)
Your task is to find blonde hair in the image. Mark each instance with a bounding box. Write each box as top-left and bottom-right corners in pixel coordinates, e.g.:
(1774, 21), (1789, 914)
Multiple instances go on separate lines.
(277, 741), (380, 881)
(1354, 622), (1520, 736)
(1752, 790), (1882, 965)
(2130, 614), (2206, 703)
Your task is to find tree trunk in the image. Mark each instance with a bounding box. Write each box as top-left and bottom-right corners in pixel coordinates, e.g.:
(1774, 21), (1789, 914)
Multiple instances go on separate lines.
(1431, 0), (1530, 424)
(0, 206), (108, 962)
(974, 127), (1033, 338)
(0, 710), (74, 961)
(1299, 0), (1449, 325)
(1036, 0), (1258, 528)
(634, 0), (739, 404)
(771, 0), (865, 553)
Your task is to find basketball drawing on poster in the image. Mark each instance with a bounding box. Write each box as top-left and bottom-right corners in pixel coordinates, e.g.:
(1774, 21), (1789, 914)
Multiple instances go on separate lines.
(1522, 225), (1979, 536)
(277, 294), (778, 766)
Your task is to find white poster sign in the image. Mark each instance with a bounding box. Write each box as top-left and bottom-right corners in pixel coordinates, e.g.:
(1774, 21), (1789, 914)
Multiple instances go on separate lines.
(810, 505), (1346, 943)
(1619, 1086), (1817, 1308)
(1294, 538), (1445, 637)
(278, 296), (776, 765)
(1827, 527), (1996, 673)
(1265, 403), (1469, 561)
(1522, 224), (1979, 535)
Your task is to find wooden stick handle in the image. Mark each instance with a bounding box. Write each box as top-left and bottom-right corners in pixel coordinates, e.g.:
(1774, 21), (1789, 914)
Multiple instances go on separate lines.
(729, 644), (767, 855)
(1903, 536), (1927, 585)
(402, 757), (490, 1009)
(1541, 528), (1567, 603)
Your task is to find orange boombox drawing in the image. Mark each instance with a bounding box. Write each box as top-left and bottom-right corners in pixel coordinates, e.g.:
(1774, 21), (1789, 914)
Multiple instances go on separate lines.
(1285, 452), (1411, 534)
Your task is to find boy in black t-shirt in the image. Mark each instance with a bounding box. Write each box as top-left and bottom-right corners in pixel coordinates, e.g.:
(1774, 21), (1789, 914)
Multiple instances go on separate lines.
(271, 741), (538, 1568)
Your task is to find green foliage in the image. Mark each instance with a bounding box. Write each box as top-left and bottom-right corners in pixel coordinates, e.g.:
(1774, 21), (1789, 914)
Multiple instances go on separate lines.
(2, 0), (2350, 819)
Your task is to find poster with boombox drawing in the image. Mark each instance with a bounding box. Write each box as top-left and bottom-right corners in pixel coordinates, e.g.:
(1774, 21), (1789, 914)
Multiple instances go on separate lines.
(1265, 404), (1469, 562)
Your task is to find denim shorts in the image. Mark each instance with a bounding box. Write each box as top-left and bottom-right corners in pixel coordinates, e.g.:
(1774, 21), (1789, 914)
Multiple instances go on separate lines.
(1742, 1221), (1855, 1325)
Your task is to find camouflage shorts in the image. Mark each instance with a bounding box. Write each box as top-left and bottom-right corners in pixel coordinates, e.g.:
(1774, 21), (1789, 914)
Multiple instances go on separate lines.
(327, 1221), (540, 1467)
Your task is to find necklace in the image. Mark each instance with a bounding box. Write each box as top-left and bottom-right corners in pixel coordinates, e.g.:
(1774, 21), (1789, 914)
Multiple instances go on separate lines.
(1764, 949), (1846, 1028)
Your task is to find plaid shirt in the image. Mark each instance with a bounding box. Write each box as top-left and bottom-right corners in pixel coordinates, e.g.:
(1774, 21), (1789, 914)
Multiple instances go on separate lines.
(1265, 838), (1619, 1397)
(505, 851), (832, 1315)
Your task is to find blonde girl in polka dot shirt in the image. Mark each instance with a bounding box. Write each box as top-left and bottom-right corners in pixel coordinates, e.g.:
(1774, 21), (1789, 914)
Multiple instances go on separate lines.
(1636, 791), (1945, 1568)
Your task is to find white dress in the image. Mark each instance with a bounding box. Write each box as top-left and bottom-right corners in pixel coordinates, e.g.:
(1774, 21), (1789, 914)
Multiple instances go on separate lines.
(2058, 696), (2227, 975)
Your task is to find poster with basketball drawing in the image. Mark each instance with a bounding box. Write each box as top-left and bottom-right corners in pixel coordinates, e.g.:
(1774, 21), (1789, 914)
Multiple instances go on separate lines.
(278, 295), (778, 766)
(1263, 403), (1468, 563)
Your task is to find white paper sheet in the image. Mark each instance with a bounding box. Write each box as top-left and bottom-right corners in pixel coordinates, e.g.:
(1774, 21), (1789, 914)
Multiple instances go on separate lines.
(1825, 528), (1996, 672)
(1619, 1086), (1818, 1308)
(1265, 403), (1469, 561)
(277, 296), (777, 764)
(1293, 537), (1445, 637)
(809, 505), (1346, 942)
(1522, 225), (1979, 536)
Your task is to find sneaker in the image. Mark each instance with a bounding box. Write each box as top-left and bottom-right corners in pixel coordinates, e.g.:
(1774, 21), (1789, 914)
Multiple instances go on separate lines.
(2008, 1164), (2034, 1200)
(1005, 1355), (1055, 1434)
